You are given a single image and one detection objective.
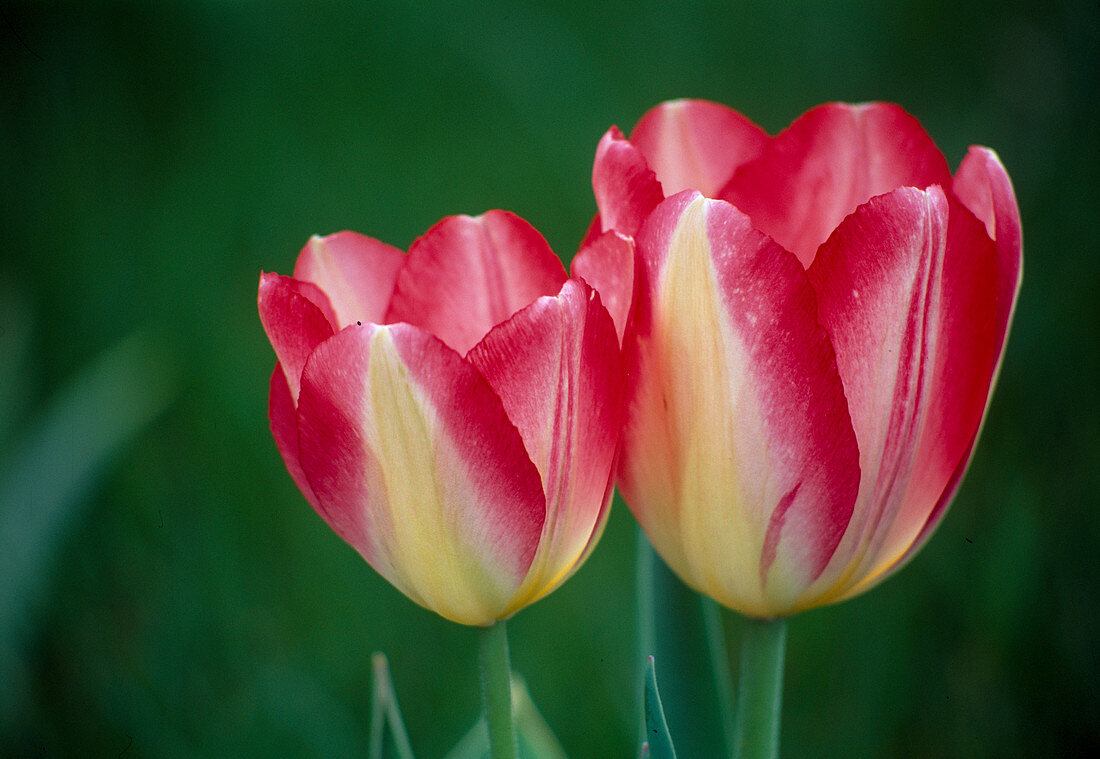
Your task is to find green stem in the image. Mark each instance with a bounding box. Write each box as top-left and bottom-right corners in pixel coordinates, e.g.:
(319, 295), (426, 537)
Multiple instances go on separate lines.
(733, 616), (787, 759)
(478, 621), (517, 759)
(701, 597), (736, 758)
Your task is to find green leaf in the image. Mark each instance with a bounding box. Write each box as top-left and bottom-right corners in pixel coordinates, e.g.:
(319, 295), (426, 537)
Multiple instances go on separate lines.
(442, 675), (567, 759)
(637, 531), (732, 756)
(369, 652), (416, 759)
(0, 328), (178, 729)
(644, 656), (677, 759)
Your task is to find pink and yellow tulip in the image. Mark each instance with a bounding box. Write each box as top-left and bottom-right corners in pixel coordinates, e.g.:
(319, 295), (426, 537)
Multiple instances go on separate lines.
(259, 212), (624, 626)
(587, 100), (1022, 617)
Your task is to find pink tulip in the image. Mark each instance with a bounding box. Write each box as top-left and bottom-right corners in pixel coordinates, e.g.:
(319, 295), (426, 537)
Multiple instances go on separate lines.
(258, 212), (624, 626)
(585, 100), (1022, 617)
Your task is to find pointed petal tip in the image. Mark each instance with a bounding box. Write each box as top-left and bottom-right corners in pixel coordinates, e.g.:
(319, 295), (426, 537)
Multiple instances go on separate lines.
(571, 228), (635, 344)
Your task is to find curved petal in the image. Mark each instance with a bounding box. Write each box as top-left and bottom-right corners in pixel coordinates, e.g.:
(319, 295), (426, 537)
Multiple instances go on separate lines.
(592, 126), (665, 239)
(951, 147), (1024, 344)
(258, 271), (335, 401)
(468, 278), (624, 613)
(569, 229), (635, 344)
(629, 99), (768, 197)
(804, 186), (950, 602)
(622, 191), (859, 616)
(296, 323), (546, 626)
(875, 169), (1021, 582)
(268, 364), (319, 509)
(386, 211), (567, 356)
(720, 102), (952, 267)
(293, 232), (405, 329)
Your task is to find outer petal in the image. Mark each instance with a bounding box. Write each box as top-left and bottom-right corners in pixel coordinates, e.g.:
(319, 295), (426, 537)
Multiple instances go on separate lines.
(874, 155), (1021, 579)
(386, 211), (567, 356)
(296, 323), (546, 626)
(592, 127), (665, 239)
(268, 364), (319, 509)
(804, 187), (950, 605)
(629, 99), (768, 197)
(950, 147), (1023, 346)
(293, 232), (405, 329)
(468, 278), (623, 614)
(720, 102), (952, 267)
(569, 229), (635, 344)
(622, 191), (859, 616)
(258, 271), (335, 401)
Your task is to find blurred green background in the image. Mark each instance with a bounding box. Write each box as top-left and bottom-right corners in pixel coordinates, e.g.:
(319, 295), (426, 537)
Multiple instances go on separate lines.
(2, 0), (1096, 756)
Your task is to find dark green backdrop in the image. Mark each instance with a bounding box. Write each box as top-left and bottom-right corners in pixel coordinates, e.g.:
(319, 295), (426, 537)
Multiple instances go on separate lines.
(2, 1), (1096, 756)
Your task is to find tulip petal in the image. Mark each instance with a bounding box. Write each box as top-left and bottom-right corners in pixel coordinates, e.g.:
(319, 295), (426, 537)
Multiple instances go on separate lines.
(268, 364), (319, 509)
(623, 192), (859, 615)
(805, 186), (951, 601)
(592, 127), (665, 239)
(293, 232), (405, 329)
(468, 279), (623, 613)
(386, 211), (567, 356)
(951, 147), (1024, 345)
(570, 229), (635, 344)
(720, 102), (952, 267)
(296, 323), (546, 625)
(879, 158), (1021, 575)
(257, 271), (335, 401)
(629, 99), (768, 197)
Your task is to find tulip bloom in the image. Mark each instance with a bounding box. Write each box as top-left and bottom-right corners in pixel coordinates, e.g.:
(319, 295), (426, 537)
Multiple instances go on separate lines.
(587, 100), (1022, 617)
(258, 212), (624, 626)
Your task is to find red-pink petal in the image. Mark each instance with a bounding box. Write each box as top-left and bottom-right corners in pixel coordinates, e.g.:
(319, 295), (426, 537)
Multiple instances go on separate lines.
(386, 211), (567, 356)
(293, 232), (405, 329)
(720, 102), (953, 267)
(569, 229), (635, 344)
(295, 323), (545, 625)
(592, 126), (665, 239)
(621, 191), (859, 615)
(951, 147), (1024, 346)
(805, 186), (951, 598)
(268, 364), (319, 509)
(629, 99), (768, 197)
(889, 182), (1021, 569)
(257, 271), (335, 401)
(468, 278), (623, 610)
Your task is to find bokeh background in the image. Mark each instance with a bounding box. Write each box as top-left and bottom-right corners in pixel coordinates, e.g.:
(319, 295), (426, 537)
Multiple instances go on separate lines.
(2, 0), (1096, 756)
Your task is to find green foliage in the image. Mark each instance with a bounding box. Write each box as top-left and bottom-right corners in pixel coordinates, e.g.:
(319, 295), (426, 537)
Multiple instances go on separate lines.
(643, 657), (678, 759)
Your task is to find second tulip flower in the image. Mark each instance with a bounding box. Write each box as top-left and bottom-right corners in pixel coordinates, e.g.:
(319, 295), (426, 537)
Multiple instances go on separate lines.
(586, 100), (1022, 618)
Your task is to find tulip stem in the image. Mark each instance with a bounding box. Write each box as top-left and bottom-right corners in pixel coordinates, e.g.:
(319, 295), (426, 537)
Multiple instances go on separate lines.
(478, 620), (517, 759)
(732, 616), (787, 759)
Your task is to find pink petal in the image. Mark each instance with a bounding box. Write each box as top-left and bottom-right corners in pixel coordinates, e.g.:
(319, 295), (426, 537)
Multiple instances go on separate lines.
(591, 126), (665, 239)
(386, 211), (567, 356)
(720, 102), (953, 267)
(621, 191), (859, 615)
(468, 278), (623, 611)
(805, 186), (951, 599)
(257, 271), (335, 401)
(268, 364), (319, 509)
(569, 229), (635, 344)
(295, 322), (546, 625)
(629, 99), (768, 197)
(951, 147), (1024, 346)
(293, 232), (405, 329)
(888, 177), (1021, 571)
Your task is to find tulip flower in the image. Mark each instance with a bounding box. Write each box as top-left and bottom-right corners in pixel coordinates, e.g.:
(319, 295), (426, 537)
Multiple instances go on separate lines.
(586, 100), (1022, 619)
(258, 211), (624, 628)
